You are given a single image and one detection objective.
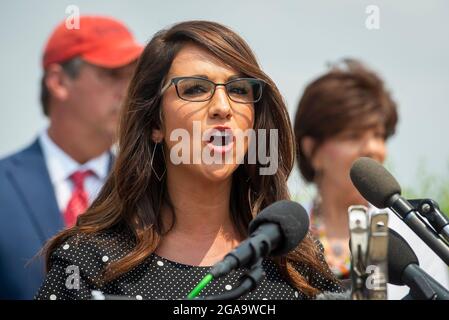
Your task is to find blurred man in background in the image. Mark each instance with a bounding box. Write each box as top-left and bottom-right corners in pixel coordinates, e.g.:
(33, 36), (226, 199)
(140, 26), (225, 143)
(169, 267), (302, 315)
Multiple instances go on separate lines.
(0, 15), (142, 299)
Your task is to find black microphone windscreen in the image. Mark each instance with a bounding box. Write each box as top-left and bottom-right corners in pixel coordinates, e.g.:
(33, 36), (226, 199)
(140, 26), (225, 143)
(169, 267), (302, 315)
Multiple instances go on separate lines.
(248, 200), (309, 256)
(388, 228), (419, 285)
(350, 157), (401, 208)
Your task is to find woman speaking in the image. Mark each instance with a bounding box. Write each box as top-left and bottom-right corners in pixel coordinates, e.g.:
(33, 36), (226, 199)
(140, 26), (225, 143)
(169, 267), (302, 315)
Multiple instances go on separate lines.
(36, 21), (340, 300)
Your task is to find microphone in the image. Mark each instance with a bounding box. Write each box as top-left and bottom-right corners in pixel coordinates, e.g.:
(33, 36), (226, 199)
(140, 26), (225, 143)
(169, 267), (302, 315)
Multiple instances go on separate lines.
(209, 200), (309, 278)
(348, 205), (388, 300)
(350, 157), (449, 265)
(388, 228), (449, 300)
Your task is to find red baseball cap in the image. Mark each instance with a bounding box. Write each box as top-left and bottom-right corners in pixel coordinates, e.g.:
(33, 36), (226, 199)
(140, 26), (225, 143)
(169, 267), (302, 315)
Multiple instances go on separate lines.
(42, 15), (143, 69)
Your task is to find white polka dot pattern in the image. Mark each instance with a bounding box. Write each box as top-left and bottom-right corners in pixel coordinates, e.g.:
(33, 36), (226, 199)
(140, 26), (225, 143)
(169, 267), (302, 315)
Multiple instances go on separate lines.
(34, 230), (343, 300)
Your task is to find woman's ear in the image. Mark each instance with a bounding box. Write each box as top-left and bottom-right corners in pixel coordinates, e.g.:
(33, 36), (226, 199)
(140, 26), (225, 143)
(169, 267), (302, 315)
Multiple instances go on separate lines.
(301, 136), (315, 159)
(301, 136), (321, 171)
(151, 128), (164, 143)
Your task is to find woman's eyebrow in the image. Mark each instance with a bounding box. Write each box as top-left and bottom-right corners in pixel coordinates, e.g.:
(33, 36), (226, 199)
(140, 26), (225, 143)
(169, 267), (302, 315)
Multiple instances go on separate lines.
(173, 74), (245, 81)
(190, 74), (209, 79)
(227, 74), (245, 81)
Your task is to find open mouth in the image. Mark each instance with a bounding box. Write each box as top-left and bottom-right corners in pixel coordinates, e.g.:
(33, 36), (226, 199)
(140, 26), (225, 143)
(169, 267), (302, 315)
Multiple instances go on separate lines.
(204, 128), (235, 154)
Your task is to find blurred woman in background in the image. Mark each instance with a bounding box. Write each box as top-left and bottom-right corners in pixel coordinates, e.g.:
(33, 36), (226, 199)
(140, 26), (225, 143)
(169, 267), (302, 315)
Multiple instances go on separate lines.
(293, 59), (449, 299)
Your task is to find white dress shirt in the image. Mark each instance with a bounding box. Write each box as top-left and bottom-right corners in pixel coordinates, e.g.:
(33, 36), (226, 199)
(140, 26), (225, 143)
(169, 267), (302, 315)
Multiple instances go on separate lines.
(38, 129), (110, 214)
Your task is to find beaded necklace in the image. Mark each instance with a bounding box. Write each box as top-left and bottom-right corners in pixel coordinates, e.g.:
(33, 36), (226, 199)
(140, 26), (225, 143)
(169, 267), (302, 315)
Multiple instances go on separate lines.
(310, 204), (351, 279)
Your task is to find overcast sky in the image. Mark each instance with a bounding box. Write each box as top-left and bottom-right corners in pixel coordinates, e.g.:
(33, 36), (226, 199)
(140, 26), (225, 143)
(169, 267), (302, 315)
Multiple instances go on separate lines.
(1, 0), (448, 198)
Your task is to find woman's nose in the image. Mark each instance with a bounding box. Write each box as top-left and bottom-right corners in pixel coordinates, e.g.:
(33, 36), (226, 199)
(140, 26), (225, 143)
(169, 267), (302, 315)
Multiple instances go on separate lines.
(360, 135), (386, 161)
(208, 86), (232, 119)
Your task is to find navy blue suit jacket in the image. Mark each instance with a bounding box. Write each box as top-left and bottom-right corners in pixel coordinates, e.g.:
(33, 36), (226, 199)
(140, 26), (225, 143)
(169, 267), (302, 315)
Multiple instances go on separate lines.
(0, 139), (112, 299)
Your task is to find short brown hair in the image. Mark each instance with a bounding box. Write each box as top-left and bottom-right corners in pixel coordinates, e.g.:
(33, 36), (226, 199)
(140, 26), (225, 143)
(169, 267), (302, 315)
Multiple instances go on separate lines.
(294, 59), (398, 182)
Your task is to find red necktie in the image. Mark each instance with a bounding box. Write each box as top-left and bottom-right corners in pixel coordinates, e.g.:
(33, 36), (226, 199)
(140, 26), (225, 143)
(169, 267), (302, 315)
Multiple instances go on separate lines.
(64, 170), (93, 228)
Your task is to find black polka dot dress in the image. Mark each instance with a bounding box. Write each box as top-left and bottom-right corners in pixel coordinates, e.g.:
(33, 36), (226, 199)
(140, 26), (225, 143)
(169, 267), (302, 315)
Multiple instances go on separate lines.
(35, 230), (342, 300)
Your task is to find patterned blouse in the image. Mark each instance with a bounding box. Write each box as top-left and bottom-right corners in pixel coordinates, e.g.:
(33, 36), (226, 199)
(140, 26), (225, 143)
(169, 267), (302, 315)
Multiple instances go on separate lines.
(35, 228), (343, 300)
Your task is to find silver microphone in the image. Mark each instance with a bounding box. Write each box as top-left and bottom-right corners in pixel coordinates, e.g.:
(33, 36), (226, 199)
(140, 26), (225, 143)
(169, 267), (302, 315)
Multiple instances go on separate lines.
(348, 205), (369, 300)
(366, 211), (388, 300)
(348, 205), (389, 300)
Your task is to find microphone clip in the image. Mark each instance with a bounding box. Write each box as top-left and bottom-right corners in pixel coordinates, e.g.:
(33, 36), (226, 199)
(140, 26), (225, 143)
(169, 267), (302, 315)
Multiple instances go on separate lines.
(408, 198), (449, 245)
(202, 259), (266, 300)
(349, 205), (389, 300)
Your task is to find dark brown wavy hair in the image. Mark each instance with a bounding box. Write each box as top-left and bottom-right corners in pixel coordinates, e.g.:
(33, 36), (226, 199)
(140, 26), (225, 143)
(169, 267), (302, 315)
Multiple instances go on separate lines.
(43, 20), (335, 297)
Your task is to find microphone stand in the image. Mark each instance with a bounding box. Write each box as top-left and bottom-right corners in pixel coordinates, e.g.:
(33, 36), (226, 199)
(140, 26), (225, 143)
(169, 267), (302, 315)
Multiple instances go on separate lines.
(388, 195), (449, 265)
(199, 259), (265, 300)
(409, 199), (449, 245)
(401, 275), (437, 300)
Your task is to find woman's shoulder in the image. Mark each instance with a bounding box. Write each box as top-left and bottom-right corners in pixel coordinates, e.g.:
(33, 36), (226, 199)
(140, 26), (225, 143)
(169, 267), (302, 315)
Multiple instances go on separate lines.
(49, 227), (134, 275)
(36, 227), (137, 300)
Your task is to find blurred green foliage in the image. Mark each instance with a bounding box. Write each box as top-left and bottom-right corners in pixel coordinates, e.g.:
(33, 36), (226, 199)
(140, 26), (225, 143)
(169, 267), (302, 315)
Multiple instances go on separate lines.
(399, 160), (449, 217)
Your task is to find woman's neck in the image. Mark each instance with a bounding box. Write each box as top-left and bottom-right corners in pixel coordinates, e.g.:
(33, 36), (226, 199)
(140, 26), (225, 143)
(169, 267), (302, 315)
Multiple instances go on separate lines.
(156, 168), (242, 266)
(316, 182), (367, 239)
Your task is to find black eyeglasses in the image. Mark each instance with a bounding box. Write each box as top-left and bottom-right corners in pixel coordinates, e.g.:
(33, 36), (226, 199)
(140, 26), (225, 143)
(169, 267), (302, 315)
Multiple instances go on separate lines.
(160, 76), (266, 103)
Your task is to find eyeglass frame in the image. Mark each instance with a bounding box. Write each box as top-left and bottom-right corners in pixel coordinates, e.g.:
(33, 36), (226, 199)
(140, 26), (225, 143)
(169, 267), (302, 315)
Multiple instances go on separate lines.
(159, 76), (267, 103)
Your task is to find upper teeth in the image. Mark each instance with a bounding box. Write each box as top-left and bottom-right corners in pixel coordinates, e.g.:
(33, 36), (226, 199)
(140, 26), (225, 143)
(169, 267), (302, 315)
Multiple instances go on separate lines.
(210, 131), (232, 145)
(213, 131), (230, 137)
